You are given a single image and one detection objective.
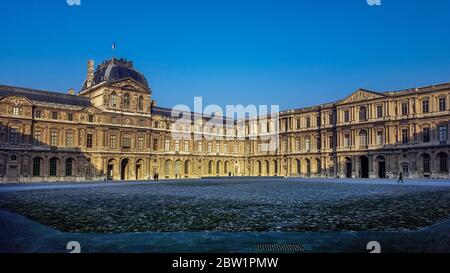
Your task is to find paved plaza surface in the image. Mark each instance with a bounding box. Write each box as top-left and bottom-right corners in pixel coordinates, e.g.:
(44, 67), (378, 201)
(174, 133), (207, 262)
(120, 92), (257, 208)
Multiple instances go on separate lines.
(0, 178), (449, 253)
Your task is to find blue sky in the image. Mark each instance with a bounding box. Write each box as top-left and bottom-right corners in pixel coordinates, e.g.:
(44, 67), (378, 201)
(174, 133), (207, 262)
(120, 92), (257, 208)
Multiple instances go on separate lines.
(0, 0), (449, 110)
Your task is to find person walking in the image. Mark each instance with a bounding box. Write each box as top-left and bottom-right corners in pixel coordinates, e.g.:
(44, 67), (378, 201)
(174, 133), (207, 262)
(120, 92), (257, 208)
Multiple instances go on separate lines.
(397, 172), (404, 184)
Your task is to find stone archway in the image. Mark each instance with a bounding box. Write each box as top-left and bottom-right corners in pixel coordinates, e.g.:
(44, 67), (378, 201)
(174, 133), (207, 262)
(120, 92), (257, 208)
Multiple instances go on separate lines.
(345, 157), (352, 178)
(184, 160), (191, 178)
(121, 159), (129, 180)
(305, 159), (311, 177)
(135, 159), (144, 180)
(107, 159), (117, 180)
(376, 156), (386, 178)
(360, 155), (369, 178)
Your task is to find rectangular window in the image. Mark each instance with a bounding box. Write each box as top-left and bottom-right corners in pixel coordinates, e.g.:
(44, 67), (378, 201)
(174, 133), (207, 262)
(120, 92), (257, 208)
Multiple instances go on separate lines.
(165, 139), (170, 151)
(376, 131), (383, 145)
(402, 164), (409, 174)
(86, 133), (93, 148)
(138, 136), (144, 150)
(439, 125), (448, 143)
(184, 141), (189, 152)
(224, 143), (228, 154)
(216, 142), (220, 153)
(34, 110), (42, 118)
(329, 113), (333, 125)
(33, 131), (42, 146)
(197, 141), (202, 153)
(305, 138), (311, 151)
(344, 111), (350, 122)
(422, 100), (429, 113)
(10, 128), (19, 145)
(328, 136), (333, 149)
(152, 138), (158, 151)
(88, 115), (94, 123)
(66, 132), (74, 147)
(316, 116), (321, 127)
(376, 105), (383, 118)
(52, 112), (58, 120)
(439, 97), (446, 111)
(234, 143), (238, 154)
(401, 103), (408, 116)
(50, 131), (58, 147)
(344, 134), (350, 148)
(175, 140), (180, 152)
(110, 135), (117, 149)
(306, 117), (311, 128)
(296, 119), (301, 129)
(122, 136), (131, 149)
(316, 137), (321, 150)
(68, 113), (73, 121)
(12, 107), (19, 116)
(401, 128), (408, 144)
(208, 142), (212, 153)
(423, 127), (430, 143)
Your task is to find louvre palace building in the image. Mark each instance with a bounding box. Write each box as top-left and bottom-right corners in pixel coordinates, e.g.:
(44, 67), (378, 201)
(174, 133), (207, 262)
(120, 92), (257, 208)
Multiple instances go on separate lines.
(0, 57), (449, 182)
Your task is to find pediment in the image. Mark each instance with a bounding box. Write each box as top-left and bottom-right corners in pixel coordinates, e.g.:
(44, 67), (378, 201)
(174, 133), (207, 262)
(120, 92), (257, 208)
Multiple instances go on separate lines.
(110, 78), (151, 94)
(0, 95), (33, 106)
(339, 89), (385, 104)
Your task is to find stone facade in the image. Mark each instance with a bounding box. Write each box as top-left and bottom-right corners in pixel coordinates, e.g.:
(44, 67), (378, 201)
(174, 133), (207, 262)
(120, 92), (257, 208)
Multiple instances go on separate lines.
(0, 58), (449, 182)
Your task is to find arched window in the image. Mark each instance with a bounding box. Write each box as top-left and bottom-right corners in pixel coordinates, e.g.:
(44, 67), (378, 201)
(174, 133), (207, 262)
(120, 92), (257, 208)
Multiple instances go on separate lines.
(123, 93), (130, 109)
(164, 160), (171, 176)
(138, 96), (144, 111)
(359, 130), (368, 147)
(49, 158), (58, 177)
(66, 158), (73, 176)
(110, 92), (117, 107)
(33, 158), (41, 177)
(359, 106), (367, 121)
(423, 154), (431, 173)
(122, 134), (131, 149)
(208, 161), (213, 175)
(438, 153), (448, 173)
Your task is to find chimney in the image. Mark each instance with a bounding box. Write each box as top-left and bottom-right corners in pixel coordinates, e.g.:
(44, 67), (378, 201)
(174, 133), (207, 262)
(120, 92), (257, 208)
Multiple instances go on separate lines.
(86, 60), (95, 89)
(68, 88), (75, 95)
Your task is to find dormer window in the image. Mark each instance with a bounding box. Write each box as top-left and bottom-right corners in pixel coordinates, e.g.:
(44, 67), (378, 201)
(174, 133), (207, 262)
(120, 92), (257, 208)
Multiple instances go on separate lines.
(138, 96), (144, 111)
(123, 93), (130, 109)
(12, 107), (19, 116)
(111, 92), (117, 107)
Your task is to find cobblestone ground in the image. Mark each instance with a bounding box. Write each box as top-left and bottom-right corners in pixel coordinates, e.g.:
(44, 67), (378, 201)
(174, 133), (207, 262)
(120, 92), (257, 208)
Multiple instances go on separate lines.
(0, 179), (449, 233)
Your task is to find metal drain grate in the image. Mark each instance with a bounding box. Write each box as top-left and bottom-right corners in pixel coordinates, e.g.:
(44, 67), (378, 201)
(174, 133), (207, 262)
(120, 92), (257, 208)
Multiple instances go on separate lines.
(257, 244), (305, 252)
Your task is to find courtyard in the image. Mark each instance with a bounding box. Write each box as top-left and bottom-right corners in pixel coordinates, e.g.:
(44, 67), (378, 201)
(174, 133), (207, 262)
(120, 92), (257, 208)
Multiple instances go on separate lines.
(0, 178), (449, 253)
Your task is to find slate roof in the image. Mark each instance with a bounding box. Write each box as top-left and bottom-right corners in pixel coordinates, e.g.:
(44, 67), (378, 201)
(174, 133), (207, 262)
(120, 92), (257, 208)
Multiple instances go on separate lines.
(82, 58), (149, 90)
(0, 85), (92, 107)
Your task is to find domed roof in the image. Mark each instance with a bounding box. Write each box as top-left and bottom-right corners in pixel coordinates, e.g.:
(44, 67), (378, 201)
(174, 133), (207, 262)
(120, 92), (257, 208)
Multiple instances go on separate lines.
(82, 58), (149, 90)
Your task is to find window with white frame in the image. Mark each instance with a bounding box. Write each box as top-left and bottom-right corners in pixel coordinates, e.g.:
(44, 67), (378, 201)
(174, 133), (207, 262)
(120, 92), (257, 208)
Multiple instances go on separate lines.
(376, 131), (383, 145)
(344, 134), (350, 148)
(165, 139), (170, 151)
